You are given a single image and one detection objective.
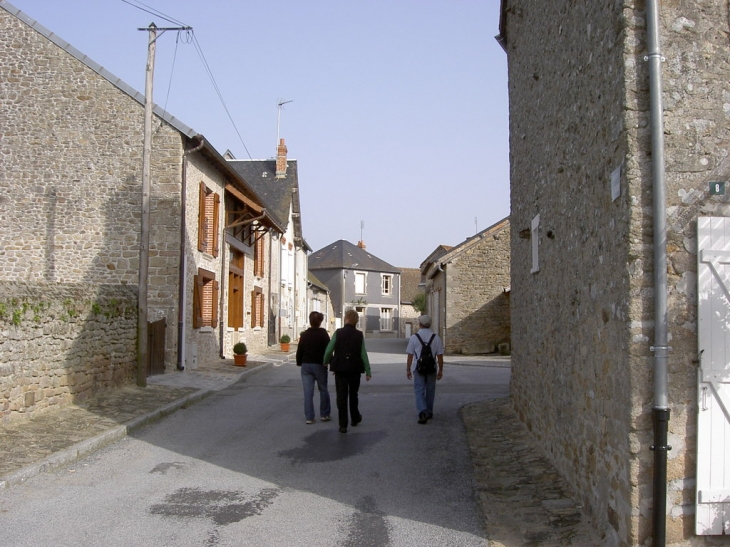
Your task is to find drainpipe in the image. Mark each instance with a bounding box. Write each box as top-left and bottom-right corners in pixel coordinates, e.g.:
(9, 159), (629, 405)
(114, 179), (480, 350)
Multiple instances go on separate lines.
(437, 262), (445, 344)
(218, 235), (226, 359)
(177, 137), (205, 371)
(645, 1), (670, 545)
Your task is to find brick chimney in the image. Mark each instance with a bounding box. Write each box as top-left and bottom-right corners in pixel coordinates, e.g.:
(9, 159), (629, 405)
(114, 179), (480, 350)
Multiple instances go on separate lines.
(357, 240), (366, 249)
(276, 138), (288, 178)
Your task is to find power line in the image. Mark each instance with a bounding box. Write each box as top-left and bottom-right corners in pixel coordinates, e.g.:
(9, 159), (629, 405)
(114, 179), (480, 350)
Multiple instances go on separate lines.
(190, 32), (253, 160)
(121, 0), (187, 27)
(122, 0), (253, 159)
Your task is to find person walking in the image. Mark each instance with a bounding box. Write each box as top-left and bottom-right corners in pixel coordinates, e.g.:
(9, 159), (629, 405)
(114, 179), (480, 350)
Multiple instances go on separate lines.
(323, 309), (371, 433)
(296, 311), (331, 424)
(406, 315), (444, 424)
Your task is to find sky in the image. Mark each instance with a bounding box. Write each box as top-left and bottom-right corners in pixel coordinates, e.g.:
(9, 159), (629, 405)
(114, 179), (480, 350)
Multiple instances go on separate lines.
(7, 0), (510, 269)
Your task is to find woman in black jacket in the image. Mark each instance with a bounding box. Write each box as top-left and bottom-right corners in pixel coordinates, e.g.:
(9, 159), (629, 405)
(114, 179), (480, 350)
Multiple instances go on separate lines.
(296, 311), (331, 424)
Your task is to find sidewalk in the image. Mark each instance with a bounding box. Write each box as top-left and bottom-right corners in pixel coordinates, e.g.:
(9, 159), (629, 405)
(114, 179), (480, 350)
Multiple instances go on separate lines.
(0, 349), (603, 546)
(0, 348), (291, 489)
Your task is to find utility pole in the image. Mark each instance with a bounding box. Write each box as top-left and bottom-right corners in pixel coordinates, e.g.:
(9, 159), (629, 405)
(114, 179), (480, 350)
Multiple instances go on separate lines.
(137, 23), (191, 387)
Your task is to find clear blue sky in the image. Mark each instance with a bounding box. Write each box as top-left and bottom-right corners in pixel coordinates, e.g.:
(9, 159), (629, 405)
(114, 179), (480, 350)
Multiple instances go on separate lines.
(8, 0), (510, 269)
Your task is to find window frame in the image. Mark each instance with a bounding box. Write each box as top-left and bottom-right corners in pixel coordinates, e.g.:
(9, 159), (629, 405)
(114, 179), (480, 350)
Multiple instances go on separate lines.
(193, 267), (218, 329)
(354, 271), (366, 295)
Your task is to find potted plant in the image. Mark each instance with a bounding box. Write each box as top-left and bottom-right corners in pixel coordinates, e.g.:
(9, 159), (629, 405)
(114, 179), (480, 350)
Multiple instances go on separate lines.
(233, 342), (248, 366)
(279, 334), (291, 352)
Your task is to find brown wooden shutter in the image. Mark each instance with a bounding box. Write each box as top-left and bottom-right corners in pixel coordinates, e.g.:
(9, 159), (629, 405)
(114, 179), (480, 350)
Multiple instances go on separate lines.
(193, 274), (202, 328)
(250, 290), (257, 328)
(212, 192), (220, 257)
(211, 280), (219, 326)
(198, 182), (206, 252)
(257, 291), (265, 328)
(254, 235), (264, 277)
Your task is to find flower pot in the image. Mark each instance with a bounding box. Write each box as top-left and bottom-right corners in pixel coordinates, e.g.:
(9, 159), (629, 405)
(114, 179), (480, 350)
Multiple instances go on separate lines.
(234, 354), (248, 366)
(280, 343), (290, 352)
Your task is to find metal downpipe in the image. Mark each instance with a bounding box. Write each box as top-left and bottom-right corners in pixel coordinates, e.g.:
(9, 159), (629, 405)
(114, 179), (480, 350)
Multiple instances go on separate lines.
(645, 1), (670, 545)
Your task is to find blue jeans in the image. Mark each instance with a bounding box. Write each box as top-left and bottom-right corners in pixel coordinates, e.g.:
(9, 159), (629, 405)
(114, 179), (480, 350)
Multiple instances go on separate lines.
(301, 362), (331, 420)
(413, 372), (437, 416)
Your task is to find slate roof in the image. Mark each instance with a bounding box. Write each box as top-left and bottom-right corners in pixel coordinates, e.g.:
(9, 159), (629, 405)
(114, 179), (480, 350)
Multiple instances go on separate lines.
(309, 240), (400, 274)
(227, 159), (304, 244)
(308, 271), (329, 293)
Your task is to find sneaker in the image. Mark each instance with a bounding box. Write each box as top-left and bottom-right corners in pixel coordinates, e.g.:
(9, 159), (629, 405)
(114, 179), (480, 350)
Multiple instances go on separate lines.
(305, 419), (315, 424)
(321, 416), (331, 422)
(339, 427), (347, 433)
(418, 412), (428, 424)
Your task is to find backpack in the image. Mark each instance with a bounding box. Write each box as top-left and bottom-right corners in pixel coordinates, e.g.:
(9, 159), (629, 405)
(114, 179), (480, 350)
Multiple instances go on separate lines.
(415, 333), (437, 375)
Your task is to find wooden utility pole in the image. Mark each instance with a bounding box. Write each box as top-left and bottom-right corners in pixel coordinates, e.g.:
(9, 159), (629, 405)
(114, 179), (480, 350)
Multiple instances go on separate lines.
(136, 23), (157, 387)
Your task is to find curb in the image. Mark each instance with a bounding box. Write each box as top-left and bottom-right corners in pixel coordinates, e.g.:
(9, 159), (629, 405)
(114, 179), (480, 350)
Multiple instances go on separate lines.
(0, 360), (278, 491)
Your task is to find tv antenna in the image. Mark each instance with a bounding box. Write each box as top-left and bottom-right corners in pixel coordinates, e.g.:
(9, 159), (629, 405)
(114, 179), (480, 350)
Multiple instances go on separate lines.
(277, 98), (293, 145)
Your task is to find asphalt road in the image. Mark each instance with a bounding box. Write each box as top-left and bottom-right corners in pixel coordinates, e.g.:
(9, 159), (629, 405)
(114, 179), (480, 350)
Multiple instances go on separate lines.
(0, 338), (510, 547)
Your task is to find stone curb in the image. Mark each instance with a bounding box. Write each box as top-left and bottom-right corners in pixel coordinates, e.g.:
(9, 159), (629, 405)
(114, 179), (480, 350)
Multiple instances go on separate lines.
(0, 360), (277, 491)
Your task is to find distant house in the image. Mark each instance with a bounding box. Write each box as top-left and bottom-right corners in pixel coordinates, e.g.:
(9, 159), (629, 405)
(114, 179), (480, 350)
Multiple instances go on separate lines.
(227, 139), (310, 345)
(420, 218), (510, 354)
(398, 267), (424, 338)
(306, 272), (335, 333)
(309, 240), (400, 336)
(0, 2), (281, 420)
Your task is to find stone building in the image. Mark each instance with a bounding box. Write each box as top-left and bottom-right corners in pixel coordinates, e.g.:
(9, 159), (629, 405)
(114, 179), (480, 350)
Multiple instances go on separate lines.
(499, 0), (730, 545)
(227, 140), (310, 344)
(306, 272), (336, 334)
(398, 267), (424, 338)
(0, 2), (281, 421)
(420, 218), (510, 354)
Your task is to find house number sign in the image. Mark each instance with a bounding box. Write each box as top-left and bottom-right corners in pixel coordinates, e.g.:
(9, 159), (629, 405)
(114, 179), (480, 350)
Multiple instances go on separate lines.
(709, 181), (725, 195)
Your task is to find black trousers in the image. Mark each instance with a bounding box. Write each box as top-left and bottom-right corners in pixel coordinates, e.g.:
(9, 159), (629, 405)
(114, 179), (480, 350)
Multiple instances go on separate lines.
(334, 371), (362, 428)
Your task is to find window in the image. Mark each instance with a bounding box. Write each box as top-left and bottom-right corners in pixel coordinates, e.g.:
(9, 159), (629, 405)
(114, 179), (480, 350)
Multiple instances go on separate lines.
(382, 274), (392, 296)
(228, 249), (244, 329)
(254, 234), (265, 278)
(355, 272), (366, 295)
(380, 308), (393, 331)
(251, 287), (264, 328)
(531, 214), (540, 274)
(193, 268), (218, 328)
(198, 182), (220, 257)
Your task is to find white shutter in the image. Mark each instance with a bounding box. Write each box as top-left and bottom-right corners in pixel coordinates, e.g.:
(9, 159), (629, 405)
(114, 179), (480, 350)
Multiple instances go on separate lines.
(696, 216), (730, 535)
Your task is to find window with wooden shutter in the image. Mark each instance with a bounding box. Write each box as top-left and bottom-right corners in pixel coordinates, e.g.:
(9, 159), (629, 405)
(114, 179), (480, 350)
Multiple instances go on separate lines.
(193, 268), (217, 329)
(254, 234), (265, 278)
(198, 182), (220, 257)
(251, 287), (264, 328)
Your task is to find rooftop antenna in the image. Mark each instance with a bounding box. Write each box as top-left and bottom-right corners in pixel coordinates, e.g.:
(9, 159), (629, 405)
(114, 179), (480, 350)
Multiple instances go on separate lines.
(277, 98), (293, 146)
(475, 216), (478, 234)
(361, 220), (365, 240)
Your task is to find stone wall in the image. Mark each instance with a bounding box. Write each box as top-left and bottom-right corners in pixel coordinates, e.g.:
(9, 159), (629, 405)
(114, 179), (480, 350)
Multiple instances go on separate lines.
(0, 283), (137, 423)
(505, 1), (730, 545)
(445, 223), (511, 354)
(1, 7), (184, 374)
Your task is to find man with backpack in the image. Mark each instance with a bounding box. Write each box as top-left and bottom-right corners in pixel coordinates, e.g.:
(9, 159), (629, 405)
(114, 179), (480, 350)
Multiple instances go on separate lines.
(406, 315), (444, 424)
